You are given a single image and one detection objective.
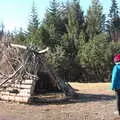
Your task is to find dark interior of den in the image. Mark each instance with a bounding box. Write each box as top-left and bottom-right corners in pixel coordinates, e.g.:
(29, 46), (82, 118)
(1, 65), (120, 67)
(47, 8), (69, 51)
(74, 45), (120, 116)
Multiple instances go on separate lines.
(33, 72), (61, 95)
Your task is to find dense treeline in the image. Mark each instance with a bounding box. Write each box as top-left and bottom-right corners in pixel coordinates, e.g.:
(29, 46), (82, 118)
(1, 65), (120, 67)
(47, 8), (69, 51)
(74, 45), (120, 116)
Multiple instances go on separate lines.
(4, 0), (120, 82)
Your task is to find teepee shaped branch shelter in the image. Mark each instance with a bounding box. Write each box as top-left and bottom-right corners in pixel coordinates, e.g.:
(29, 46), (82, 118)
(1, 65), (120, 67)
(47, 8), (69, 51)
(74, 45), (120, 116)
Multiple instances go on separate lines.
(0, 43), (76, 103)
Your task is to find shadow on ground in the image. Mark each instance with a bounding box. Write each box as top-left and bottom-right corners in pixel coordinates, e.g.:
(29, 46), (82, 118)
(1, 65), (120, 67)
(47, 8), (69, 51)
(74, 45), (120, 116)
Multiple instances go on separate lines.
(28, 92), (115, 105)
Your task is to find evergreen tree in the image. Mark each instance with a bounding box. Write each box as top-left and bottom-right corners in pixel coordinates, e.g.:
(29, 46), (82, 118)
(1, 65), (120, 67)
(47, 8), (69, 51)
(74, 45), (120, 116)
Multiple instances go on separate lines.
(107, 0), (120, 41)
(39, 25), (50, 47)
(64, 0), (84, 60)
(26, 1), (41, 46)
(0, 22), (4, 40)
(86, 0), (105, 40)
(42, 0), (65, 49)
(80, 33), (109, 82)
(28, 1), (39, 32)
(14, 28), (26, 44)
(109, 0), (119, 19)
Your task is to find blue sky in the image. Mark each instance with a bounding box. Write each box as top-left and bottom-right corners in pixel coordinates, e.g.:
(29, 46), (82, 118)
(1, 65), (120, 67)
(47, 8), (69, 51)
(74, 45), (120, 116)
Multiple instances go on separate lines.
(0, 0), (118, 32)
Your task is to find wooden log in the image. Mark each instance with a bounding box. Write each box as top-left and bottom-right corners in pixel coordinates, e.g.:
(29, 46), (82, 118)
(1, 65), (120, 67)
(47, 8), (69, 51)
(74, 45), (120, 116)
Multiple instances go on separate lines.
(10, 84), (20, 88)
(22, 96), (30, 103)
(0, 94), (30, 103)
(10, 84), (32, 89)
(14, 96), (29, 103)
(8, 96), (15, 101)
(6, 87), (18, 91)
(1, 88), (31, 95)
(21, 79), (33, 85)
(0, 91), (10, 95)
(20, 84), (32, 89)
(19, 89), (31, 93)
(0, 90), (30, 96)
(1, 92), (17, 97)
(0, 95), (10, 101)
(0, 91), (30, 97)
(3, 79), (33, 89)
(17, 92), (31, 97)
(30, 80), (37, 95)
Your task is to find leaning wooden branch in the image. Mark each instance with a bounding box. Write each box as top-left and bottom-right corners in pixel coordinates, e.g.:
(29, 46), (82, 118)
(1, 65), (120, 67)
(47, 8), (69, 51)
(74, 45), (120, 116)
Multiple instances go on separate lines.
(0, 65), (23, 87)
(11, 44), (49, 54)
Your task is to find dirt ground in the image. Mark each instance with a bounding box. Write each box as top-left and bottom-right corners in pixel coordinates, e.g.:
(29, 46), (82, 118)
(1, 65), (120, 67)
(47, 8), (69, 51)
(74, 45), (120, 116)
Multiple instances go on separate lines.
(0, 83), (119, 120)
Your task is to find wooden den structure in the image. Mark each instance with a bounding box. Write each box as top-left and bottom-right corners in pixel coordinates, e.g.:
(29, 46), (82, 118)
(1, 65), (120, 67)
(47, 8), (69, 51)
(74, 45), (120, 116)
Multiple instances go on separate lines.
(0, 43), (76, 103)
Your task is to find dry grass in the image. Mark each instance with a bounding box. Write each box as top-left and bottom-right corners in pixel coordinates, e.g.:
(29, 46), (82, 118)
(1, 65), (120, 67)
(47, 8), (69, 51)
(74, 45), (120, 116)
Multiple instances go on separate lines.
(70, 82), (110, 90)
(70, 82), (113, 94)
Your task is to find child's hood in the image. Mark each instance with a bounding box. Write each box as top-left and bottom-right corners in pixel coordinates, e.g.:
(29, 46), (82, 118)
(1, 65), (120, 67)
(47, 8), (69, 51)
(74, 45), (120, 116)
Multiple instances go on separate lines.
(116, 64), (120, 69)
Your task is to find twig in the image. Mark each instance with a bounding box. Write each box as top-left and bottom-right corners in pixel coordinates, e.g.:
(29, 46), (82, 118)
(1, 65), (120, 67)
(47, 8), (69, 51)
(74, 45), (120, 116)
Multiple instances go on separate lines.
(0, 65), (23, 87)
(3, 54), (15, 72)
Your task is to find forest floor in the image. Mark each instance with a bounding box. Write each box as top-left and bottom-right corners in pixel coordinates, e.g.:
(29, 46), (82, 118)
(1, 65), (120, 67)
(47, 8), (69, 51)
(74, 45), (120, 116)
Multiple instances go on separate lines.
(0, 83), (119, 120)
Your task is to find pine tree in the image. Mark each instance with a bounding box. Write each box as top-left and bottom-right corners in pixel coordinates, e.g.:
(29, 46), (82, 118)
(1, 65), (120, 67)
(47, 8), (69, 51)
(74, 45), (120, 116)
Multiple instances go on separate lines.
(64, 0), (84, 60)
(42, 0), (64, 49)
(109, 0), (119, 19)
(44, 0), (60, 30)
(86, 0), (105, 40)
(14, 28), (26, 44)
(0, 22), (4, 40)
(107, 0), (120, 41)
(28, 1), (39, 32)
(26, 1), (41, 46)
(39, 25), (50, 47)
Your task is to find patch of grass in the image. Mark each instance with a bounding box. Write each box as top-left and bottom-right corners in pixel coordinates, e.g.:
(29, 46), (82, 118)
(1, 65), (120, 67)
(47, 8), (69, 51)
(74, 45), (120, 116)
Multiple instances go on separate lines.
(69, 82), (113, 95)
(69, 82), (110, 90)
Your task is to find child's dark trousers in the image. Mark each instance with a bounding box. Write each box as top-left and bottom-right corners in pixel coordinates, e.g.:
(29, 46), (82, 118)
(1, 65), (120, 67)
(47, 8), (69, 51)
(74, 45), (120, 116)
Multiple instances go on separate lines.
(115, 89), (120, 115)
